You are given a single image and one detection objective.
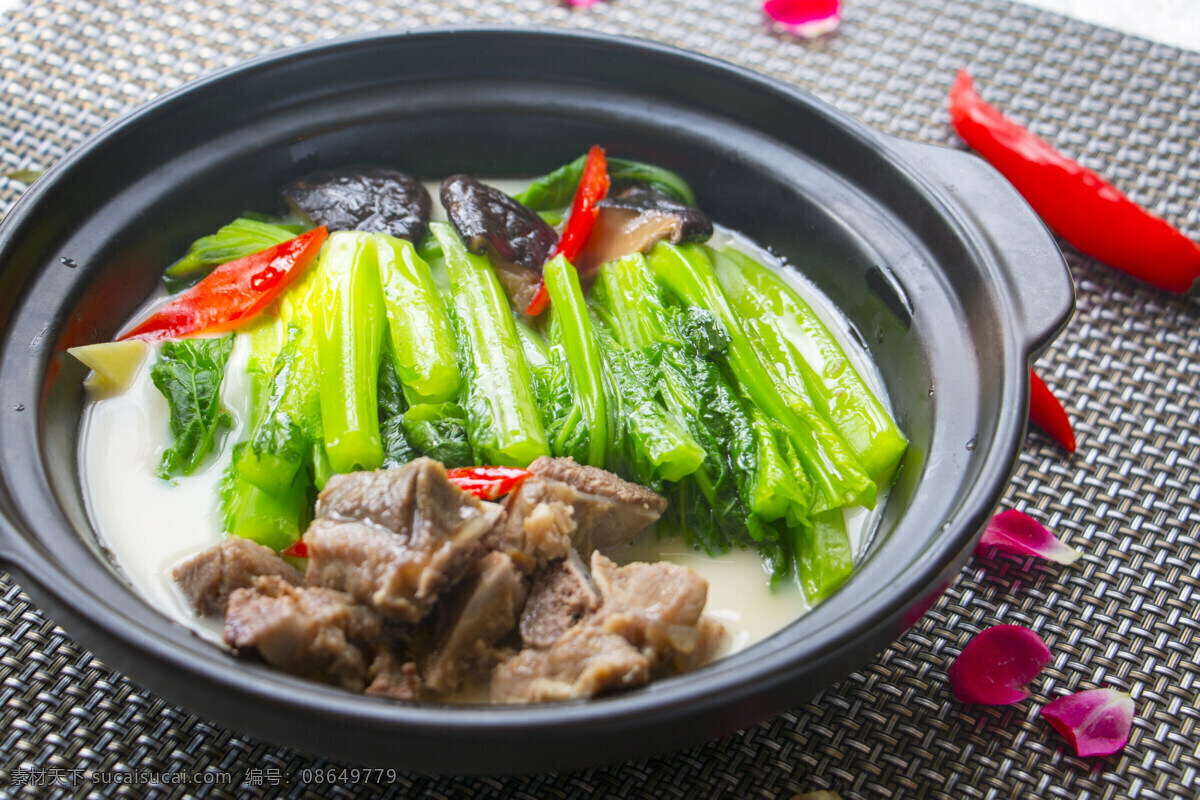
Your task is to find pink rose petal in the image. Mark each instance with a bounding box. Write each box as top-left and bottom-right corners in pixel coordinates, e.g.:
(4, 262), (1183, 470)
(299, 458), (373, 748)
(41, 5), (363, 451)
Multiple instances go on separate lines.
(1041, 688), (1135, 758)
(977, 509), (1082, 565)
(563, 0), (603, 6)
(763, 0), (841, 38)
(948, 624), (1051, 704)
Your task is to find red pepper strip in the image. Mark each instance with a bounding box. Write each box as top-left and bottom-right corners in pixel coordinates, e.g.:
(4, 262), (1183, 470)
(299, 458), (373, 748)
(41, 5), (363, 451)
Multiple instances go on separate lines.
(446, 466), (533, 501)
(526, 145), (612, 316)
(1029, 368), (1076, 453)
(281, 540), (308, 558)
(524, 284), (552, 318)
(120, 226), (329, 342)
(949, 70), (1200, 293)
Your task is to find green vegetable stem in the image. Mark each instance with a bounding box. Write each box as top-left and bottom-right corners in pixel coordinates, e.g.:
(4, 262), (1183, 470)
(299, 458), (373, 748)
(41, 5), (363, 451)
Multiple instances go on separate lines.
(712, 247), (907, 484)
(542, 255), (609, 468)
(430, 222), (548, 467)
(314, 231), (387, 474)
(375, 233), (462, 404)
(648, 243), (875, 512)
(790, 509), (855, 603)
(151, 335), (235, 479)
(220, 450), (310, 551)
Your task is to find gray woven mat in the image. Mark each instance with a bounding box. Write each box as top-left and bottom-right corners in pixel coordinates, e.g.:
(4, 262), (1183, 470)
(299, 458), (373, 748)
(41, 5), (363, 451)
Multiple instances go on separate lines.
(2, 0), (1198, 797)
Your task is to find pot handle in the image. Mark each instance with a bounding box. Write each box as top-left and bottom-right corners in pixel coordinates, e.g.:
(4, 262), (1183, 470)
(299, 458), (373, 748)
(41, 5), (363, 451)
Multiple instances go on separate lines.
(887, 138), (1075, 353)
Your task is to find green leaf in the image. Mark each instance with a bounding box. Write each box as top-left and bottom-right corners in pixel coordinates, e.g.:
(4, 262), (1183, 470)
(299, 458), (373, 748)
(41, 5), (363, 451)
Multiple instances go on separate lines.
(151, 336), (235, 478)
(402, 403), (473, 468)
(166, 217), (297, 279)
(514, 154), (697, 211)
(378, 357), (418, 468)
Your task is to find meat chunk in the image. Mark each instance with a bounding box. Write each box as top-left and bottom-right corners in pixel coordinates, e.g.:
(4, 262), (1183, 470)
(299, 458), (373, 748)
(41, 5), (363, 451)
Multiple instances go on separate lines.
(422, 552), (529, 693)
(590, 552), (718, 672)
(173, 537), (303, 617)
(519, 549), (602, 648)
(305, 458), (503, 622)
(365, 650), (425, 701)
(223, 576), (383, 692)
(494, 552), (722, 702)
(527, 457), (667, 551)
(485, 477), (577, 567)
(315, 457), (498, 538)
(491, 624), (650, 703)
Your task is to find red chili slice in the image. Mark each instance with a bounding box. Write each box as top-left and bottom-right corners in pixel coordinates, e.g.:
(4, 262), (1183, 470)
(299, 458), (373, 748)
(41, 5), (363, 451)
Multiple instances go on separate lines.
(446, 466), (533, 501)
(526, 145), (611, 316)
(121, 226), (328, 342)
(281, 540), (308, 559)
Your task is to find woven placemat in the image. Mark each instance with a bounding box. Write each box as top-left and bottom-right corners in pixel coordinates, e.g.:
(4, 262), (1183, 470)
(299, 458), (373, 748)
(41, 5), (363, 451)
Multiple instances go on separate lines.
(2, 0), (1198, 797)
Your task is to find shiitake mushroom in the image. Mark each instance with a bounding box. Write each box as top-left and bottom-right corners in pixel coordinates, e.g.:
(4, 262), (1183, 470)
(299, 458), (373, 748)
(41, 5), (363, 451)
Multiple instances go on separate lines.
(575, 185), (712, 273)
(285, 166), (432, 242)
(440, 174), (558, 312)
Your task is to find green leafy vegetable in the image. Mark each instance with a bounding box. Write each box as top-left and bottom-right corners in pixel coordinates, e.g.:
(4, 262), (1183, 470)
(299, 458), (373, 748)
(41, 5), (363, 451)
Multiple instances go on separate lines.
(376, 354), (471, 468)
(790, 509), (855, 602)
(151, 335), (235, 479)
(543, 255), (609, 468)
(431, 222), (548, 466)
(402, 403), (473, 467)
(648, 243), (875, 512)
(233, 322), (310, 495)
(591, 254), (762, 555)
(712, 247), (907, 483)
(314, 232), (387, 474)
(220, 448), (310, 551)
(377, 356), (420, 468)
(166, 217), (299, 279)
(376, 233), (462, 404)
(595, 327), (705, 484)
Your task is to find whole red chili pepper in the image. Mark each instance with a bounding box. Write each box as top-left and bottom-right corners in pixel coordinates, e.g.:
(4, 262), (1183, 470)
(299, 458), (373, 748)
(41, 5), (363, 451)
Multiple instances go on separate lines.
(446, 466), (533, 500)
(121, 226), (329, 341)
(949, 70), (1200, 293)
(1028, 368), (1076, 453)
(526, 145), (611, 316)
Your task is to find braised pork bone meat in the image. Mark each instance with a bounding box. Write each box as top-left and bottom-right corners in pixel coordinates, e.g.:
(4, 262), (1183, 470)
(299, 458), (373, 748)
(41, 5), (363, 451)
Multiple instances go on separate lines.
(305, 458), (503, 622)
(174, 456), (724, 703)
(519, 548), (601, 649)
(224, 576), (383, 692)
(174, 537), (303, 616)
(527, 456), (667, 552)
(492, 552), (719, 703)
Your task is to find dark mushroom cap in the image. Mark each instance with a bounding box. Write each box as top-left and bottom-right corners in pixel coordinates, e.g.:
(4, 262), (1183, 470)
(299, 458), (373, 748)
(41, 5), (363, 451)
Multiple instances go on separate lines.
(284, 166), (432, 242)
(440, 175), (559, 273)
(597, 185), (713, 243)
(576, 185), (713, 274)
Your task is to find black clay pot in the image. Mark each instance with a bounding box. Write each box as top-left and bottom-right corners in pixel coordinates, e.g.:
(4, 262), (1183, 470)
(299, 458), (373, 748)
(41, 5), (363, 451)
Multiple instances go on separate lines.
(0, 28), (1072, 774)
